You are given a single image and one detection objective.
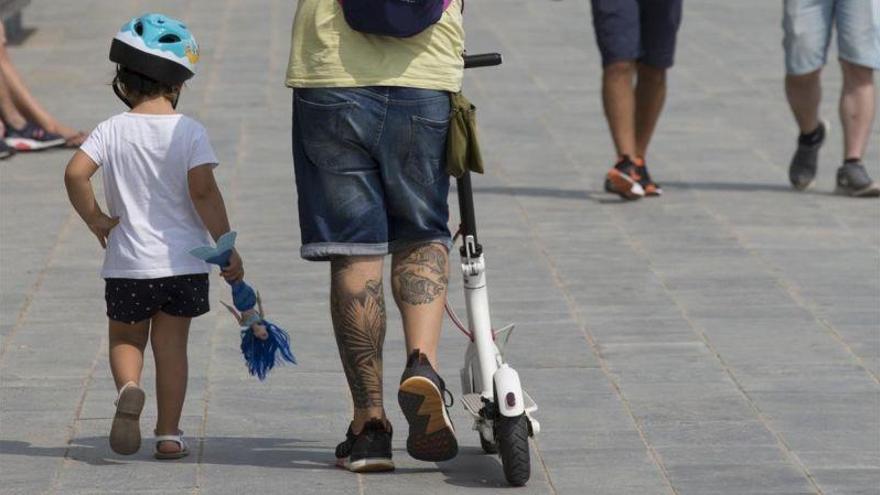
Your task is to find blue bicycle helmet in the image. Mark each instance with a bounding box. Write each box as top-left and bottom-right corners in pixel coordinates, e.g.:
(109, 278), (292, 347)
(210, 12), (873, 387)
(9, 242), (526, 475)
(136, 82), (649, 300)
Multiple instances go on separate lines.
(110, 13), (199, 86)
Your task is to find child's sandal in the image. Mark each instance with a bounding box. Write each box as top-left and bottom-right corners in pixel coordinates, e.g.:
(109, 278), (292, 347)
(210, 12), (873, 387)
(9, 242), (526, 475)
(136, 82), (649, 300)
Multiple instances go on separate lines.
(154, 431), (189, 460)
(109, 382), (145, 455)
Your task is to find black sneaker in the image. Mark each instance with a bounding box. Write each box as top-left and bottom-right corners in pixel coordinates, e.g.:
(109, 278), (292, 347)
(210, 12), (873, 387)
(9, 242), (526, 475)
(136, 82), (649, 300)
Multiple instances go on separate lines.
(789, 120), (828, 190)
(4, 122), (66, 151)
(398, 350), (458, 462)
(335, 419), (394, 473)
(835, 160), (880, 198)
(0, 141), (15, 160)
(604, 156), (645, 200)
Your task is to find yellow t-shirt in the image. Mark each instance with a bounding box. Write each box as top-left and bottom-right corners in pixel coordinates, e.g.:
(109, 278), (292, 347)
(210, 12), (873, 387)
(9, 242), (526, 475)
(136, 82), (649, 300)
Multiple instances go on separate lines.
(287, 0), (465, 92)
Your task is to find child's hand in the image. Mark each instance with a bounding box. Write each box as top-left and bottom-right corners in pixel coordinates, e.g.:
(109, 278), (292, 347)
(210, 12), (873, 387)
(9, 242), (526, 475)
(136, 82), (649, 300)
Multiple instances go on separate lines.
(221, 249), (244, 283)
(87, 214), (120, 249)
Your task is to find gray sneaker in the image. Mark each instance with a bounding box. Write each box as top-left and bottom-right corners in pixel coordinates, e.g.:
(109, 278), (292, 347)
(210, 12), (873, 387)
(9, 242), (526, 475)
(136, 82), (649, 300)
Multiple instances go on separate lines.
(835, 161), (880, 198)
(789, 120), (829, 191)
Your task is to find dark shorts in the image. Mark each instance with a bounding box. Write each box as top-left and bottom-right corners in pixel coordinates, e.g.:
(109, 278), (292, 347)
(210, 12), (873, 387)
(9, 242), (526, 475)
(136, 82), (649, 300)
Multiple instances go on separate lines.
(591, 0), (684, 69)
(292, 87), (453, 261)
(105, 274), (210, 324)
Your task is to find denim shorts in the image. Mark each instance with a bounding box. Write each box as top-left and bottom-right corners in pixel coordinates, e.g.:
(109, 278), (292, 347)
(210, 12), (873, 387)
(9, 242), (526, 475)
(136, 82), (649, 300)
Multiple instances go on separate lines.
(292, 87), (452, 261)
(784, 0), (880, 74)
(590, 0), (683, 69)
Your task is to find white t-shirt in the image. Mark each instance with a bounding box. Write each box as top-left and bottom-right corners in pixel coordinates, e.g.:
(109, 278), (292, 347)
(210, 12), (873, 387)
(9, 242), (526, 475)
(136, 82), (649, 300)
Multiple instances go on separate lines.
(80, 113), (219, 279)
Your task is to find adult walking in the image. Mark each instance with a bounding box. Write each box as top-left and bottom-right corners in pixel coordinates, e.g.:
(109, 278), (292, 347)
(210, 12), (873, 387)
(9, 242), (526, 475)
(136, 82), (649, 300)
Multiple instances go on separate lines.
(784, 0), (880, 197)
(591, 0), (683, 200)
(287, 0), (464, 472)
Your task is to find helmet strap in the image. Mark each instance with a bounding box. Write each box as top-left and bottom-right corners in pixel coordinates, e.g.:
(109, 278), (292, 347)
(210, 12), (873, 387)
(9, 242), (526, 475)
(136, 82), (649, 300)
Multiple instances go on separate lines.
(112, 79), (134, 109)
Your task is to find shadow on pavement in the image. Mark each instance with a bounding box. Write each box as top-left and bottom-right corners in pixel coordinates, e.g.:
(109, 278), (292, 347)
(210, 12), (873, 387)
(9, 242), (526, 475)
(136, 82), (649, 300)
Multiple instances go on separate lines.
(660, 180), (835, 195)
(437, 446), (512, 489)
(0, 439), (504, 480)
(472, 186), (622, 204)
(474, 182), (838, 199)
(1, 437), (335, 470)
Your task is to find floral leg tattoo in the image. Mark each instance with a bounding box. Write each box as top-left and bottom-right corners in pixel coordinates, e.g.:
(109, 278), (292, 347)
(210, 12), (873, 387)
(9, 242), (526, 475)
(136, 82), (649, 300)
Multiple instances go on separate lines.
(392, 243), (449, 306)
(330, 259), (387, 409)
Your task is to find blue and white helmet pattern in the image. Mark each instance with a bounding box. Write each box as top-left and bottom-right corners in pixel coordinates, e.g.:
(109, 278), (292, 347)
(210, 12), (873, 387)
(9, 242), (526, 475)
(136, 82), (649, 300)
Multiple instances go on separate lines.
(110, 13), (199, 85)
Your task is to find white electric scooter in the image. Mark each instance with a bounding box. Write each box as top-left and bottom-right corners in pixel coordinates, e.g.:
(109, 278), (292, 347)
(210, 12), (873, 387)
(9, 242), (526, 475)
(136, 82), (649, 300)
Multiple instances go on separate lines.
(448, 53), (540, 487)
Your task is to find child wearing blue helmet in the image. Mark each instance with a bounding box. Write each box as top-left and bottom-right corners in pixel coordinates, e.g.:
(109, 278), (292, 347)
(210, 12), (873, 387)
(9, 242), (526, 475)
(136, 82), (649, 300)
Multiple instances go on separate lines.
(64, 13), (243, 459)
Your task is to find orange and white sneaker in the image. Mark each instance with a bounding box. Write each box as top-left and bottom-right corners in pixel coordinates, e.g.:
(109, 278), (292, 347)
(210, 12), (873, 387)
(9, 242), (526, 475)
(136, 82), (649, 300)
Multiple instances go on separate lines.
(398, 349), (458, 462)
(634, 157), (662, 197)
(604, 156), (645, 200)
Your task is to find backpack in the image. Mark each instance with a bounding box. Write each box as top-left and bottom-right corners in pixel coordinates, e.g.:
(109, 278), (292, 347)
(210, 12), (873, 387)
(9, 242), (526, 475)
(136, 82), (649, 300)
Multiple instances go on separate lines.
(338, 0), (455, 38)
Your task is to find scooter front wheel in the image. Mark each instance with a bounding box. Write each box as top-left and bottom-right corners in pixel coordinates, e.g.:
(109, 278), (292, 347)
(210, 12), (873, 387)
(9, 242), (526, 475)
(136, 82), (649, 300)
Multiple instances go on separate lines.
(496, 413), (531, 486)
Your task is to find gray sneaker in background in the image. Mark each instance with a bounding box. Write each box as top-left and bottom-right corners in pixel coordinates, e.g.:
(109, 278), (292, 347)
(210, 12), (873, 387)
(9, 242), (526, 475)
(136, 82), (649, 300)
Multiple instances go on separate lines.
(835, 161), (880, 198)
(789, 120), (829, 191)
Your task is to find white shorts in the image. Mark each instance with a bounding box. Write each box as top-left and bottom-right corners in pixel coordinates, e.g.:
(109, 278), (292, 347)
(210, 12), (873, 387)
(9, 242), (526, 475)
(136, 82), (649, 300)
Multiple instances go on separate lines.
(783, 0), (880, 74)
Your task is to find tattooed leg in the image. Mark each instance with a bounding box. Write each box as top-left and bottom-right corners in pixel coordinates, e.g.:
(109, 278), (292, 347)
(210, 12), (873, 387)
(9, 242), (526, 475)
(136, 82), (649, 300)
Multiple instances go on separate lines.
(391, 243), (449, 367)
(330, 256), (387, 433)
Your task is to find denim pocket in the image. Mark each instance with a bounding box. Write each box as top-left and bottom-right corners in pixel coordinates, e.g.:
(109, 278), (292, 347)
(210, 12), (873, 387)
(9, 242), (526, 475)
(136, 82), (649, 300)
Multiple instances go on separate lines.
(405, 114), (450, 187)
(295, 92), (357, 173)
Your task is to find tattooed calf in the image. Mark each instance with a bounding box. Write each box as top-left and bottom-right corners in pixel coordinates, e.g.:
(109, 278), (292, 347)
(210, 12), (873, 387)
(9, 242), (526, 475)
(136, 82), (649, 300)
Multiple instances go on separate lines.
(330, 263), (387, 409)
(392, 243), (449, 306)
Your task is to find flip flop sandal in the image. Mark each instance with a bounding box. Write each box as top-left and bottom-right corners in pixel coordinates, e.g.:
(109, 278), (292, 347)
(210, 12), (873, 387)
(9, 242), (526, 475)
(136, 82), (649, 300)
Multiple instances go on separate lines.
(109, 382), (145, 455)
(154, 431), (190, 460)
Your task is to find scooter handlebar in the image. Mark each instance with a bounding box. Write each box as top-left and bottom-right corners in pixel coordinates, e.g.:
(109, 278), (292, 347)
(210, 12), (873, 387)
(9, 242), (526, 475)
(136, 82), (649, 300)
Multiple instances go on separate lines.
(464, 53), (502, 69)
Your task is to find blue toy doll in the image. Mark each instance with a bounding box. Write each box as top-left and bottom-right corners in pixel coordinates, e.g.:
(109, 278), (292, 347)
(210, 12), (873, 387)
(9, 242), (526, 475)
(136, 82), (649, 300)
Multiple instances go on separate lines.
(190, 231), (296, 380)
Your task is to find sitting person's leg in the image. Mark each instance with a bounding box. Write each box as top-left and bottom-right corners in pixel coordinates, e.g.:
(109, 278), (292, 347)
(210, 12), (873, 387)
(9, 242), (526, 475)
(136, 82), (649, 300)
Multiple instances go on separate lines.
(0, 70), (27, 130)
(0, 71), (21, 157)
(0, 23), (85, 146)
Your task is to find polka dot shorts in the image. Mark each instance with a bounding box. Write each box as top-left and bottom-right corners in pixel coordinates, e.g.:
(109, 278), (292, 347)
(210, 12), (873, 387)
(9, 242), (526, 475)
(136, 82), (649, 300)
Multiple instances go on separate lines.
(105, 274), (210, 324)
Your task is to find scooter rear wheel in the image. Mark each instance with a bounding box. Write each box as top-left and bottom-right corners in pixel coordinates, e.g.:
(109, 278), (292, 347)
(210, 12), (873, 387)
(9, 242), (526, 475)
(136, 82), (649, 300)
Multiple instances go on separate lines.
(496, 413), (531, 486)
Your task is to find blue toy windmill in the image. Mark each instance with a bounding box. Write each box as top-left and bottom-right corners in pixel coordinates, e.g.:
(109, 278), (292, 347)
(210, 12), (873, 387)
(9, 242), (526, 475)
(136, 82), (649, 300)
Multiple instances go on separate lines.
(189, 231), (296, 380)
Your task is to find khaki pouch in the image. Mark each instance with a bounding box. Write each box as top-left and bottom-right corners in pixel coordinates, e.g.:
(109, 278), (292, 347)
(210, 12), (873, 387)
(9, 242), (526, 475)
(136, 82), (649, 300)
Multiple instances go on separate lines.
(446, 92), (484, 177)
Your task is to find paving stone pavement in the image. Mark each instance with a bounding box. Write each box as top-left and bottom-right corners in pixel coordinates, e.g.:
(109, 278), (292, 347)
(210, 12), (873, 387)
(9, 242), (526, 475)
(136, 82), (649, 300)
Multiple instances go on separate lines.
(1, 1), (879, 494)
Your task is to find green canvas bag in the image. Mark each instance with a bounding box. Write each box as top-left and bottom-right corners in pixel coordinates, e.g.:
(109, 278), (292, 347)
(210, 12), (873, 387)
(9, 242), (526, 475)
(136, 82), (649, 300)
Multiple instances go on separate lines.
(446, 92), (484, 177)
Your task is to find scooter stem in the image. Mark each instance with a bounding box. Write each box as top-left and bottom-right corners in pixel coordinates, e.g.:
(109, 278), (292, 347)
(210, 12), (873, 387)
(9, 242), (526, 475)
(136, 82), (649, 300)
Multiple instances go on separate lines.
(461, 246), (498, 399)
(457, 172), (497, 398)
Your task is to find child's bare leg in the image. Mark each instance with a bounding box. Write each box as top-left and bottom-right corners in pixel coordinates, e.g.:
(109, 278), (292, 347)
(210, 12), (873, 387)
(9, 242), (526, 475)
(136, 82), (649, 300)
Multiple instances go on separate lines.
(109, 319), (150, 389)
(150, 311), (191, 454)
